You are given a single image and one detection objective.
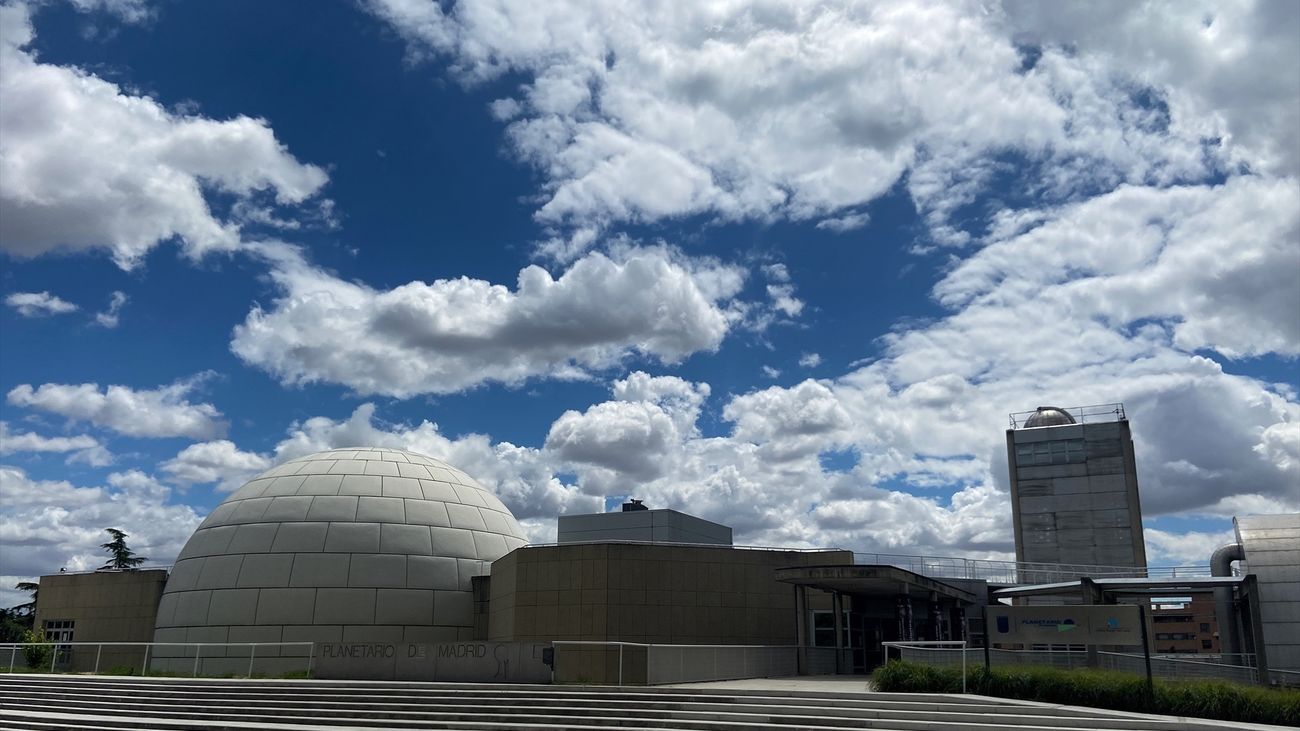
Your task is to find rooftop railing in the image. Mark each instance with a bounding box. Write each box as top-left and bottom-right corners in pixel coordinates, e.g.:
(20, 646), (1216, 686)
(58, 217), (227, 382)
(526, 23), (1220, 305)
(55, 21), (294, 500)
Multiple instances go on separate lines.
(1008, 402), (1126, 429)
(852, 551), (1214, 585)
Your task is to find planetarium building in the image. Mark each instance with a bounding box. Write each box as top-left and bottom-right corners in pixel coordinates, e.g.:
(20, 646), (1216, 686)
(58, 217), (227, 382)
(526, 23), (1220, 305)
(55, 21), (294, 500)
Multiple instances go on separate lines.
(149, 448), (528, 675)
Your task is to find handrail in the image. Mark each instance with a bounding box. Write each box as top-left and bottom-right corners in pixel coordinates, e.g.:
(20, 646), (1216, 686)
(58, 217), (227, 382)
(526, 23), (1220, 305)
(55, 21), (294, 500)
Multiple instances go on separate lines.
(883, 641), (968, 693)
(0, 641), (314, 677)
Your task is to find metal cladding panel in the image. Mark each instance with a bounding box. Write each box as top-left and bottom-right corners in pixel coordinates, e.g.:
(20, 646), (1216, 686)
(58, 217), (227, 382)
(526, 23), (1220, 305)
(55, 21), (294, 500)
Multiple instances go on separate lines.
(1237, 513), (1300, 670)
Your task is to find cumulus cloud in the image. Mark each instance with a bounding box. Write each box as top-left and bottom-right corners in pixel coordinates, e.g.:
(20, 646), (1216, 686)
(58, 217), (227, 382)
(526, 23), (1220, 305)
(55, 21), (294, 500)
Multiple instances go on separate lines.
(0, 422), (112, 466)
(936, 178), (1300, 359)
(160, 439), (272, 492)
(5, 291), (77, 317)
(6, 374), (226, 439)
(94, 291), (128, 328)
(270, 403), (600, 537)
(0, 3), (328, 268)
(0, 465), (201, 607)
(231, 243), (746, 397)
(364, 0), (1289, 253)
(798, 353), (822, 369)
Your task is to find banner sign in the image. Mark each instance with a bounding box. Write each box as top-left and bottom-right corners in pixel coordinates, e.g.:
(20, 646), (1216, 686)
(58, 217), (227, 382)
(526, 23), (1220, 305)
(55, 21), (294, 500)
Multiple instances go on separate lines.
(986, 605), (1143, 646)
(315, 641), (551, 682)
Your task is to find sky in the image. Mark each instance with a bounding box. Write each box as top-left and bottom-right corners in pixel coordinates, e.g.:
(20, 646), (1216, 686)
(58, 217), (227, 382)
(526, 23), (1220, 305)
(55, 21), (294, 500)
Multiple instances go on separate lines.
(0, 0), (1297, 609)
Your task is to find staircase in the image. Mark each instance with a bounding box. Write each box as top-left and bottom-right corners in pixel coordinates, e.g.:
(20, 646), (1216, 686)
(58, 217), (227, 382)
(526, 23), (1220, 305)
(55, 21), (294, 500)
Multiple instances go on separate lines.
(0, 674), (1261, 731)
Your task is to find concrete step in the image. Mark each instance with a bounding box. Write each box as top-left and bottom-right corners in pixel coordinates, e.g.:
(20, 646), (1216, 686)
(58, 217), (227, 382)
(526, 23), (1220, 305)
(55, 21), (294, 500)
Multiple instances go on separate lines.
(0, 675), (1259, 731)
(0, 682), (1057, 715)
(1, 692), (1190, 730)
(1, 696), (1223, 731)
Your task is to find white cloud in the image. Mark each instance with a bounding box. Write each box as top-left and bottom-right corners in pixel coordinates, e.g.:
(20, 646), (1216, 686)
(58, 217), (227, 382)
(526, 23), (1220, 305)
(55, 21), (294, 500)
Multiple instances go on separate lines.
(798, 352), (822, 368)
(160, 440), (272, 492)
(66, 0), (153, 24)
(232, 243), (747, 397)
(0, 3), (327, 268)
(0, 422), (112, 466)
(6, 374), (226, 439)
(0, 465), (202, 605)
(5, 290), (77, 317)
(94, 291), (127, 328)
(1143, 527), (1238, 567)
(936, 178), (1300, 359)
(364, 0), (1286, 253)
(816, 212), (870, 233)
(761, 365), (781, 379)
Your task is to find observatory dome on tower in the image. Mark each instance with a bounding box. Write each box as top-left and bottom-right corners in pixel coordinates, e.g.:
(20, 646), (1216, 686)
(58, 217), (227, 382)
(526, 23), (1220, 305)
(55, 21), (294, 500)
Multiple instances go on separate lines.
(1023, 406), (1077, 428)
(150, 448), (527, 674)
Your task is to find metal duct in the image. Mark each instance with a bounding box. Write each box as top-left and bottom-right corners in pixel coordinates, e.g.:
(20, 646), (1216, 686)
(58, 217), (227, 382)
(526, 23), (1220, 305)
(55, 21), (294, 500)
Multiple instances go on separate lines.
(1212, 542), (1245, 657)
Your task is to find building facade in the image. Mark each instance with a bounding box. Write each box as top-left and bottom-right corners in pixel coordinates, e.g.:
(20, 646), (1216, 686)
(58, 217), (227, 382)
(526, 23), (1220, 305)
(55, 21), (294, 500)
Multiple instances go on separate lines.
(1006, 404), (1147, 568)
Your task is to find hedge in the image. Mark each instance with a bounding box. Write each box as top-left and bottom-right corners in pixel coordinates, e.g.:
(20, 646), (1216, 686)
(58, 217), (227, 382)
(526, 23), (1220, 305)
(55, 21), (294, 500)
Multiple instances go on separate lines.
(871, 660), (1300, 727)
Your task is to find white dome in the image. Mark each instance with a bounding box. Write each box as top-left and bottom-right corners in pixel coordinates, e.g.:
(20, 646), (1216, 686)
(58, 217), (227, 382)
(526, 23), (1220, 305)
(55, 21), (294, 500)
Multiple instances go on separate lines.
(151, 448), (527, 668)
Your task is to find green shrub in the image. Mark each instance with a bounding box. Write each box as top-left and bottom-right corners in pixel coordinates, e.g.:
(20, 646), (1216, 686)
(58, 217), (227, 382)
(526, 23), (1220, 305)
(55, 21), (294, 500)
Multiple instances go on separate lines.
(871, 660), (1300, 727)
(20, 629), (51, 669)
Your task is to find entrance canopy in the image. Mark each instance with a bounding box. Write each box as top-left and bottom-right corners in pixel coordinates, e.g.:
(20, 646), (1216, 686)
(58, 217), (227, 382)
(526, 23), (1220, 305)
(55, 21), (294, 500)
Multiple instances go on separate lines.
(776, 564), (977, 604)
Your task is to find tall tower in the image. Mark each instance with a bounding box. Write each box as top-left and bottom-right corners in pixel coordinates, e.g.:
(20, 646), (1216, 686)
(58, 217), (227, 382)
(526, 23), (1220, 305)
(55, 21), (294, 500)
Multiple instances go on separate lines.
(1006, 404), (1147, 568)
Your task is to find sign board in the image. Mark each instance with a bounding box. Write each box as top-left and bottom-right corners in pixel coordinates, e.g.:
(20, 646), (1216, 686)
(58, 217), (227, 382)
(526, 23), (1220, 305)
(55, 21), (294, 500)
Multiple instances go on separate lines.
(986, 605), (1143, 646)
(315, 641), (551, 682)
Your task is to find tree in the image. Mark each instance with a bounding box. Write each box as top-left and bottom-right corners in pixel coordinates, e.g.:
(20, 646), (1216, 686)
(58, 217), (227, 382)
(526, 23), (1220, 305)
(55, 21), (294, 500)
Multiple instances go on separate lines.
(12, 581), (38, 616)
(100, 528), (147, 570)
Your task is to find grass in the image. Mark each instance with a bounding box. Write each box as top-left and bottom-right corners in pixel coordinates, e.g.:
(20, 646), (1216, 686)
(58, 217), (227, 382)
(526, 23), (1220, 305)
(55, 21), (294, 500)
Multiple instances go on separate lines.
(872, 660), (1300, 727)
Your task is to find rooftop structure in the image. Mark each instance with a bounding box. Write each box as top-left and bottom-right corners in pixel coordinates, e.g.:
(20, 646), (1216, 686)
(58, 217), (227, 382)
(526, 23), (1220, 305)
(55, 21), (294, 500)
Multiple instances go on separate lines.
(1006, 402), (1147, 568)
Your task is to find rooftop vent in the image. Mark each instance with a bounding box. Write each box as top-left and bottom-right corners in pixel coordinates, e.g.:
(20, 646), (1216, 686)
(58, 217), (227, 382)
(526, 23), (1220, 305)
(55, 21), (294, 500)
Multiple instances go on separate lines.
(621, 499), (648, 512)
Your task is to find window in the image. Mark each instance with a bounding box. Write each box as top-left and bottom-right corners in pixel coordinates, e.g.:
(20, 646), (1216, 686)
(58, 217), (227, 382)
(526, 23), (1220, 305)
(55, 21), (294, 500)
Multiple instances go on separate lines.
(42, 619), (74, 643)
(1199, 623), (1210, 633)
(1202, 640), (1213, 649)
(1155, 632), (1195, 641)
(1153, 615), (1193, 623)
(1015, 439), (1085, 466)
(810, 610), (849, 648)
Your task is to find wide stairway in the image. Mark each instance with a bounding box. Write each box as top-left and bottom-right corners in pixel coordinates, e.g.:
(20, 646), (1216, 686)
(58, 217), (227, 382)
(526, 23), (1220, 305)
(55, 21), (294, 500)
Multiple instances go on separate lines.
(0, 674), (1256, 731)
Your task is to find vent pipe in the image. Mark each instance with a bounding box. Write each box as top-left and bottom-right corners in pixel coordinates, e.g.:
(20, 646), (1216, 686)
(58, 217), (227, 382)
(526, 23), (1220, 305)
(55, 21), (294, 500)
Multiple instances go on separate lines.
(1211, 542), (1245, 657)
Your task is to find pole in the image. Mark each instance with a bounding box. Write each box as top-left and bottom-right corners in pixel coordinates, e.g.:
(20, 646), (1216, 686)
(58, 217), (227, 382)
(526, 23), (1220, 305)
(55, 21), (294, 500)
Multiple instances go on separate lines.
(618, 644), (624, 686)
(95, 645), (103, 674)
(248, 645), (257, 678)
(306, 643), (315, 678)
(1138, 606), (1153, 696)
(50, 643), (57, 673)
(961, 640), (967, 694)
(193, 644), (202, 677)
(983, 607), (992, 675)
(9, 645), (15, 673)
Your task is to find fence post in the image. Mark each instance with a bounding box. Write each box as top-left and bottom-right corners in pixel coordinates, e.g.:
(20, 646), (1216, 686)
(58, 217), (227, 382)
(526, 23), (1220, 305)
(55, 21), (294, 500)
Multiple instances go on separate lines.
(95, 645), (103, 675)
(142, 644), (151, 676)
(307, 643), (315, 678)
(618, 644), (624, 686)
(9, 645), (16, 673)
(50, 644), (57, 673)
(248, 644), (257, 678)
(193, 644), (202, 677)
(961, 641), (967, 694)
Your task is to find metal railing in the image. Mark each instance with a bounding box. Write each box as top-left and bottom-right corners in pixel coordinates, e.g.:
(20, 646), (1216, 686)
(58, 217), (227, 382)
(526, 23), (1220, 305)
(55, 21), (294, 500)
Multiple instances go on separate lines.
(851, 551), (1213, 584)
(1009, 402), (1126, 429)
(884, 641), (968, 692)
(894, 645), (1273, 686)
(0, 642), (315, 678)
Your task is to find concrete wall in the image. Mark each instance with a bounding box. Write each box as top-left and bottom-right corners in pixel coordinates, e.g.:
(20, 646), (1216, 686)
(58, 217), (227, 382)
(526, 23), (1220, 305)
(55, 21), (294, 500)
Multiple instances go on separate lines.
(34, 569), (168, 673)
(488, 543), (850, 682)
(1007, 419), (1147, 567)
(1237, 514), (1300, 672)
(557, 509), (733, 545)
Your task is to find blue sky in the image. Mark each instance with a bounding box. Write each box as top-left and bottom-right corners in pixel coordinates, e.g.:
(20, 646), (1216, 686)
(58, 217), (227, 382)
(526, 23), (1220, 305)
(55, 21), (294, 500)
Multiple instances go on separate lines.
(1, 0), (1297, 606)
